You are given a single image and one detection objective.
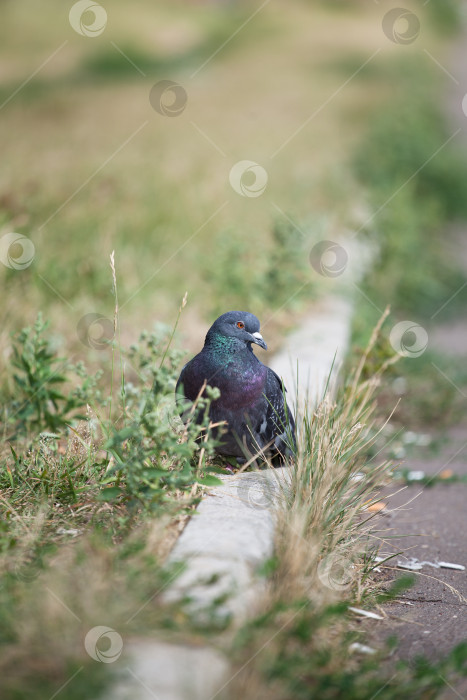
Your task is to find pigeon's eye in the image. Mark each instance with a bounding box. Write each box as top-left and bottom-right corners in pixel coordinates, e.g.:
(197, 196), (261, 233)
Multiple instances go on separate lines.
(236, 321), (245, 329)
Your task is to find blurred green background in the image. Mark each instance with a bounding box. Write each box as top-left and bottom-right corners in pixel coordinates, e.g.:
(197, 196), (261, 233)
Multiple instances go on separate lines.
(0, 0), (465, 367)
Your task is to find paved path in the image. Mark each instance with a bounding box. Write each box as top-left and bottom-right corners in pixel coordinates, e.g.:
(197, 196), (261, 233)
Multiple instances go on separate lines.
(368, 426), (467, 685)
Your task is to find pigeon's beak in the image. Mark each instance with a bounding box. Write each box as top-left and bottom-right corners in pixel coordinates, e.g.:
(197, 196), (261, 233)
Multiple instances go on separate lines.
(250, 331), (267, 350)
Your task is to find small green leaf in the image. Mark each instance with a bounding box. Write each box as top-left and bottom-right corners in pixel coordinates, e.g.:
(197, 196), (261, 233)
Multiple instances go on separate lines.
(97, 486), (122, 501)
(196, 474), (223, 487)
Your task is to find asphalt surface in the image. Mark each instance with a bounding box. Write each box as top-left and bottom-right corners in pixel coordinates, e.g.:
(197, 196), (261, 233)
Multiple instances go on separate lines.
(368, 426), (467, 672)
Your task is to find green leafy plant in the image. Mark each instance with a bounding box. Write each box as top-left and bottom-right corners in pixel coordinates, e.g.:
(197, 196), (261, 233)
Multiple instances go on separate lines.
(5, 314), (102, 437)
(101, 328), (223, 511)
(208, 220), (312, 318)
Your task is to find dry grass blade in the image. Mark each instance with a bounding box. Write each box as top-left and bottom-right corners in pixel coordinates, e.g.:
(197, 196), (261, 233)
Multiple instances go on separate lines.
(272, 309), (397, 608)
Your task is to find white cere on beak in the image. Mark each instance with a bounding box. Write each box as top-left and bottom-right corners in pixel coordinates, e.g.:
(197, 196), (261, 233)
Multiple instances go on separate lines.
(251, 331), (267, 350)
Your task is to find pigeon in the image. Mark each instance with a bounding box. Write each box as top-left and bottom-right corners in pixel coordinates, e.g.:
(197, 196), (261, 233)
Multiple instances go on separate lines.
(175, 311), (295, 462)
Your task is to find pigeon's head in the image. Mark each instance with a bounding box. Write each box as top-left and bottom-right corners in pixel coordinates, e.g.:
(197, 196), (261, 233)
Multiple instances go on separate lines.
(205, 311), (267, 351)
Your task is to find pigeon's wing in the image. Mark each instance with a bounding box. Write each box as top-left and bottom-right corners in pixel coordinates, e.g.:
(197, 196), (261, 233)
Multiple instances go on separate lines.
(175, 362), (188, 398)
(174, 355), (212, 426)
(175, 357), (203, 402)
(269, 367), (288, 394)
(256, 367), (296, 455)
(174, 360), (199, 421)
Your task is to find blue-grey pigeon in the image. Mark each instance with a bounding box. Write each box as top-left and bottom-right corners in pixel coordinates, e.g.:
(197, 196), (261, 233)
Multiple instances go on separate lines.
(175, 311), (295, 462)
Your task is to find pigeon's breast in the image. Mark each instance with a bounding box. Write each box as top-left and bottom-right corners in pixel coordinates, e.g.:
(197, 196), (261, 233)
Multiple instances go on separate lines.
(181, 351), (267, 410)
(212, 360), (267, 409)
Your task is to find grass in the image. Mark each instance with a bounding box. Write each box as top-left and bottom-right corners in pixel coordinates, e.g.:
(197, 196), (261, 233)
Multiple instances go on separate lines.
(1, 307), (466, 698)
(0, 521), (189, 699)
(348, 50), (467, 430)
(353, 86), (467, 318)
(0, 303), (229, 698)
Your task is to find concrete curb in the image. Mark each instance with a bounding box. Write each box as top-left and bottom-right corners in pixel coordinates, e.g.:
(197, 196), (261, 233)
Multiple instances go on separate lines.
(271, 295), (353, 408)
